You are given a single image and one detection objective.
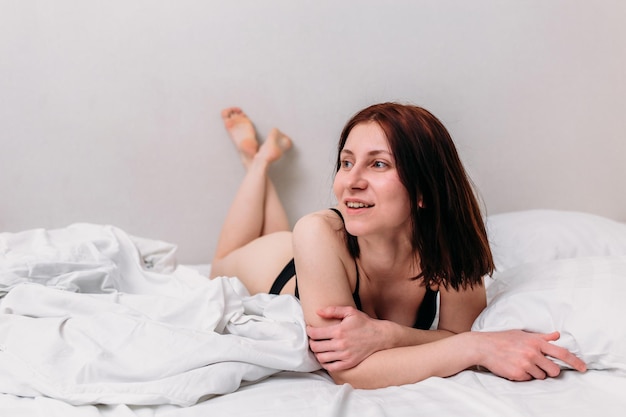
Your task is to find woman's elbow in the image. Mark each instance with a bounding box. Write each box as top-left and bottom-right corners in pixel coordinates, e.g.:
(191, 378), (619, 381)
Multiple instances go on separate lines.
(330, 374), (378, 389)
(328, 368), (396, 390)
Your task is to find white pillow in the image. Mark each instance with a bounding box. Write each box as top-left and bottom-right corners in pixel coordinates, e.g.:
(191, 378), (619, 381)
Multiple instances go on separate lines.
(472, 255), (626, 373)
(486, 210), (626, 271)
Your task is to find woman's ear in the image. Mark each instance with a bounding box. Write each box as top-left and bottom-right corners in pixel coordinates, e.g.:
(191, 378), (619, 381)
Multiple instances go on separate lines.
(418, 196), (425, 208)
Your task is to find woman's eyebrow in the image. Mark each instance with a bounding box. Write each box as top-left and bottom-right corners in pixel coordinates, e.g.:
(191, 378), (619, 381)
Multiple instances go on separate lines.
(340, 149), (392, 157)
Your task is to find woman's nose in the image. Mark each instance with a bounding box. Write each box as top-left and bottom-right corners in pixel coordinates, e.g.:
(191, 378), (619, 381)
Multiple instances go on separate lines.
(346, 165), (368, 190)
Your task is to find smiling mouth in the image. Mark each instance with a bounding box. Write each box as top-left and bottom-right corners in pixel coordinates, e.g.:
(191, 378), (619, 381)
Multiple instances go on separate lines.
(346, 201), (372, 208)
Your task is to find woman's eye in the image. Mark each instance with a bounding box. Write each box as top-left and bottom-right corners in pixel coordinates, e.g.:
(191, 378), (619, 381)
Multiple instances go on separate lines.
(373, 161), (388, 168)
(341, 160), (353, 169)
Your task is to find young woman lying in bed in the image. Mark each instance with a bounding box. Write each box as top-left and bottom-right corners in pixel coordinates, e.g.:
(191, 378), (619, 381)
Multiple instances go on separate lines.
(209, 102), (586, 389)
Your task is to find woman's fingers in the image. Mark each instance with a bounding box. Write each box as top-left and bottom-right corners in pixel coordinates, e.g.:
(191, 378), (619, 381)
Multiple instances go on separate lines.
(309, 338), (339, 354)
(314, 351), (357, 371)
(316, 305), (358, 320)
(314, 350), (347, 364)
(531, 355), (560, 379)
(539, 331), (587, 372)
(541, 344), (587, 372)
(306, 324), (335, 341)
(480, 330), (587, 381)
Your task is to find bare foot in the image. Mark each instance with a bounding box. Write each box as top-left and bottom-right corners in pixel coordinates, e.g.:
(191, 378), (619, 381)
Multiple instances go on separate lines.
(221, 107), (259, 165)
(256, 128), (292, 164)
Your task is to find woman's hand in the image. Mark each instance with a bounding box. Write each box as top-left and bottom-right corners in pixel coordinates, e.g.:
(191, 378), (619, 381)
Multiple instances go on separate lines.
(306, 306), (389, 372)
(475, 330), (587, 381)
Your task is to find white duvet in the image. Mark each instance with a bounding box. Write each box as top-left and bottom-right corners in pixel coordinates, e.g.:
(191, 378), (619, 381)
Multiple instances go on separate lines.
(0, 224), (319, 406)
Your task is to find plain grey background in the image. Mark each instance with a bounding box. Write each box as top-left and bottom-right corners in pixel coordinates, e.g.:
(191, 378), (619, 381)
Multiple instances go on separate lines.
(2, 0), (625, 263)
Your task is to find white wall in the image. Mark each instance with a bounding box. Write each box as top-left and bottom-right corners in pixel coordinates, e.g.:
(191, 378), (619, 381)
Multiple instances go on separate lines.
(1, 0), (625, 263)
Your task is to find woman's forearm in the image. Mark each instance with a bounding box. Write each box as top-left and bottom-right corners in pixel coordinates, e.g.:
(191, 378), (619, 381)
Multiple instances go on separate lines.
(330, 332), (479, 389)
(383, 319), (456, 350)
(328, 329), (587, 388)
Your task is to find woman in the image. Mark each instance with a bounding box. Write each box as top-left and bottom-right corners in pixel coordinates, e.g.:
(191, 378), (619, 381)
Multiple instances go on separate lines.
(210, 103), (586, 389)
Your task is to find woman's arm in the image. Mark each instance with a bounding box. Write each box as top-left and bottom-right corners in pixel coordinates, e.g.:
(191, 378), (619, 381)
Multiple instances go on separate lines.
(437, 279), (486, 333)
(293, 212), (361, 329)
(330, 330), (586, 389)
(306, 275), (487, 371)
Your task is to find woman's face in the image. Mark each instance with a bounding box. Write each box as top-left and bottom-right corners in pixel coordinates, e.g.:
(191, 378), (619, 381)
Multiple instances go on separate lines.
(333, 122), (411, 239)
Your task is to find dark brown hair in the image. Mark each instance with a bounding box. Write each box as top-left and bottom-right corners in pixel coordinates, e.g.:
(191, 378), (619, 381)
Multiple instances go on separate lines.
(335, 102), (494, 290)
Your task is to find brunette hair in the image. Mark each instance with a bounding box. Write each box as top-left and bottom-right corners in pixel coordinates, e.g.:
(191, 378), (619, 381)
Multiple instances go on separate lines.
(335, 102), (494, 290)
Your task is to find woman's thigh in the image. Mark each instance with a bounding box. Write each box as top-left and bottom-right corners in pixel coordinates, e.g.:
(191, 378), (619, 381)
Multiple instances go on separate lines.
(210, 231), (294, 295)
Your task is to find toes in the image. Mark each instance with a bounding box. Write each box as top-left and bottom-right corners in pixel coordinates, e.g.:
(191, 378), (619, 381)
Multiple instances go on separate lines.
(221, 107), (243, 120)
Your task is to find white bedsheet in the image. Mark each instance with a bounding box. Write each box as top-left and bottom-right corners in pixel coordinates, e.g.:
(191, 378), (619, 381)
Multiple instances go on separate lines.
(2, 368), (625, 417)
(2, 222), (626, 417)
(0, 224), (319, 406)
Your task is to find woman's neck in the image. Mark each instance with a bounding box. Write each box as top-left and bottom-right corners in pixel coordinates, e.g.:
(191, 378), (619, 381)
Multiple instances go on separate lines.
(356, 235), (419, 282)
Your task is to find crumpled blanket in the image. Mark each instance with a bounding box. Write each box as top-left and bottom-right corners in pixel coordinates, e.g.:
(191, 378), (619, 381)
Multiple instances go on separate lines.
(0, 224), (320, 406)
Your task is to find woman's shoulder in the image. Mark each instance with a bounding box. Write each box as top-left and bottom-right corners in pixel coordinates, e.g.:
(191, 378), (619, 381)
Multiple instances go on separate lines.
(293, 208), (346, 246)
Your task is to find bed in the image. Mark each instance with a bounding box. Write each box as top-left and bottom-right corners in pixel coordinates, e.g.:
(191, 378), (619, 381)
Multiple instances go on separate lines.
(1, 209), (626, 417)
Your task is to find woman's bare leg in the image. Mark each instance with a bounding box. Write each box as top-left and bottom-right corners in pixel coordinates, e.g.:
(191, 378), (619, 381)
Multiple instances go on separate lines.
(260, 161), (290, 236)
(210, 108), (295, 293)
(212, 108), (292, 262)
